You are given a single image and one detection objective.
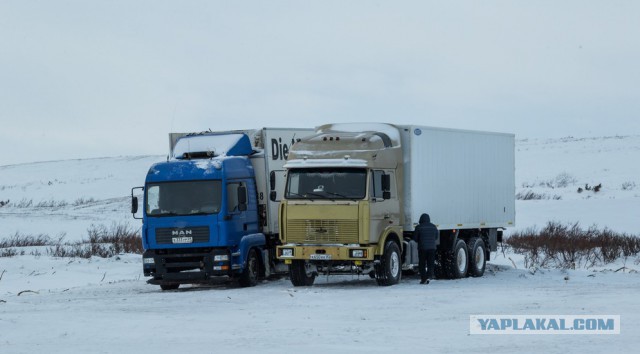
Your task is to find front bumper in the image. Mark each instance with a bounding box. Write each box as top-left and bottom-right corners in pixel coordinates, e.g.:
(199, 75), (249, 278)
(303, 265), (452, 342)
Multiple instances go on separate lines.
(143, 248), (236, 284)
(276, 244), (375, 263)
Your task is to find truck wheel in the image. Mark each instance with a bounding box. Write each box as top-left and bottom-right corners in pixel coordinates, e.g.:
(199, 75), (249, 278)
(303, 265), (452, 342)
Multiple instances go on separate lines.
(160, 284), (179, 291)
(239, 248), (260, 287)
(376, 241), (401, 286)
(446, 239), (469, 278)
(290, 260), (316, 286)
(467, 237), (486, 277)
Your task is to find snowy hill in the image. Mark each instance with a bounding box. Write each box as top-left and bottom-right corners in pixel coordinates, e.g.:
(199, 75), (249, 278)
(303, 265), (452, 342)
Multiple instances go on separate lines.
(515, 135), (640, 233)
(1, 136), (639, 353)
(0, 155), (164, 240)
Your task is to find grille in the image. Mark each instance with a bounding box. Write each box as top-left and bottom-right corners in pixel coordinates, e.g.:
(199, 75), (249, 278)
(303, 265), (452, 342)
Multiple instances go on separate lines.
(286, 219), (358, 244)
(155, 226), (210, 244)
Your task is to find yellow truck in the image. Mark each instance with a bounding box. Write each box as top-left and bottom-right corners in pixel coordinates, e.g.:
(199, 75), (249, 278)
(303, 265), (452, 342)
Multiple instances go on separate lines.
(277, 123), (515, 286)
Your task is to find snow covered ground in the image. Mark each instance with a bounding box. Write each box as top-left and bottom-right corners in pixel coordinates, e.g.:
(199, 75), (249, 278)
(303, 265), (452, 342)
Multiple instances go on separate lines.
(1, 136), (639, 353)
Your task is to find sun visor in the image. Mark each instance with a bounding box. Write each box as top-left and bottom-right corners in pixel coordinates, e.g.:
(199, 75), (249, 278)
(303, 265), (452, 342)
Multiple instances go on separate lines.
(173, 133), (253, 159)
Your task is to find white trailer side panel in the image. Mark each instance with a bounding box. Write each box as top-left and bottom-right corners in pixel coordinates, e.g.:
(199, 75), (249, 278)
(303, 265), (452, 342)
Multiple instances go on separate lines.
(256, 128), (314, 234)
(399, 126), (515, 231)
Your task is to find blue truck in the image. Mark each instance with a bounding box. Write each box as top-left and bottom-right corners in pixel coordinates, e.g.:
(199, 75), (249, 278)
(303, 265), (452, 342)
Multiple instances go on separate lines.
(131, 128), (312, 290)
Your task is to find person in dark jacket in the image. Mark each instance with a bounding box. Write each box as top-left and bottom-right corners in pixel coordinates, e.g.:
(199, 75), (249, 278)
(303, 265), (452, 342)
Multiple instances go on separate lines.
(414, 213), (438, 284)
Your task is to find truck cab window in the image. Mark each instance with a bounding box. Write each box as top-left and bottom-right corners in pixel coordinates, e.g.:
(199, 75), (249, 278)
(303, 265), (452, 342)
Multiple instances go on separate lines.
(372, 170), (384, 199)
(285, 168), (366, 200)
(227, 182), (247, 213)
(146, 180), (222, 216)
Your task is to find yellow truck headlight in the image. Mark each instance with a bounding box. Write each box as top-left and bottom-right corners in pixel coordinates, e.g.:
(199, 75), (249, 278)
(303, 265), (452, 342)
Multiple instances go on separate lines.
(280, 248), (294, 257)
(350, 249), (366, 258)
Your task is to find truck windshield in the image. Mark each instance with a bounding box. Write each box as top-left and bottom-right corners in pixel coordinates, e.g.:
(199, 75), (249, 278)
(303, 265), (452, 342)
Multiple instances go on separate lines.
(285, 168), (366, 200)
(146, 180), (222, 216)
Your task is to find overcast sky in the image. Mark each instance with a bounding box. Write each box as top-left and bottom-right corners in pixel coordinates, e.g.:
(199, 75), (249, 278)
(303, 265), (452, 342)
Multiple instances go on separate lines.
(1, 1), (639, 166)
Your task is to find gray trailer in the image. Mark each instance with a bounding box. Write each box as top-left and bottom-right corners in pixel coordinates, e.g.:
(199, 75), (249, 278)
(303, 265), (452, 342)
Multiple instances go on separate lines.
(399, 125), (515, 231)
(398, 125), (515, 278)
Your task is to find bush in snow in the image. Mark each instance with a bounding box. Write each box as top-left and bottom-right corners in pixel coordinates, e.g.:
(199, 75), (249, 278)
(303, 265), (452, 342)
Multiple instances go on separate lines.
(553, 172), (578, 188)
(516, 190), (562, 200)
(506, 221), (640, 269)
(0, 232), (53, 248)
(48, 222), (142, 258)
(6, 198), (68, 208)
(1, 224), (142, 259)
(10, 198), (33, 208)
(35, 199), (68, 208)
(0, 248), (21, 257)
(621, 181), (636, 191)
(73, 197), (97, 206)
(537, 173), (578, 189)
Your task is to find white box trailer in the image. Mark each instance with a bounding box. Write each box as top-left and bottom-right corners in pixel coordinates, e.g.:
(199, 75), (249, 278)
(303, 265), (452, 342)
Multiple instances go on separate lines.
(398, 125), (516, 232)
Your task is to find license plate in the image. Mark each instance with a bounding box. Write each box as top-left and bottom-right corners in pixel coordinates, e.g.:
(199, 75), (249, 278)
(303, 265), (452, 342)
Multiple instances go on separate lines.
(310, 254), (332, 260)
(172, 236), (193, 244)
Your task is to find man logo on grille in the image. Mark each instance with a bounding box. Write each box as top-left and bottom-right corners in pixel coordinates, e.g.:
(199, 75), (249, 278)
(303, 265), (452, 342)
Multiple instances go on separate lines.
(172, 229), (193, 236)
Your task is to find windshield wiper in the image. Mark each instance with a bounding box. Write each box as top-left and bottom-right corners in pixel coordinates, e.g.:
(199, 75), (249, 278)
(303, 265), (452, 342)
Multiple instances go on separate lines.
(287, 192), (314, 201)
(323, 191), (359, 201)
(150, 211), (180, 217)
(305, 192), (328, 200)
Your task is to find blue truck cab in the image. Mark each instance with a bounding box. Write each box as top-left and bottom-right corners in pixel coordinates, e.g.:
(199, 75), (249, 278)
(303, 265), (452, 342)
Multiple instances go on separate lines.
(133, 133), (265, 289)
(132, 128), (313, 290)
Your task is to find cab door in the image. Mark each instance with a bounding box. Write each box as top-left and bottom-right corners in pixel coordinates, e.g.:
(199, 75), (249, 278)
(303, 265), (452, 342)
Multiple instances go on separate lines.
(225, 181), (249, 243)
(369, 170), (400, 244)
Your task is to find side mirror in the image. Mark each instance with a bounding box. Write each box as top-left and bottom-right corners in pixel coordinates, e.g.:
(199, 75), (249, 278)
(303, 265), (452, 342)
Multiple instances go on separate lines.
(381, 174), (391, 199)
(381, 174), (390, 192)
(131, 196), (139, 214)
(131, 186), (144, 219)
(270, 171), (276, 191)
(238, 185), (247, 211)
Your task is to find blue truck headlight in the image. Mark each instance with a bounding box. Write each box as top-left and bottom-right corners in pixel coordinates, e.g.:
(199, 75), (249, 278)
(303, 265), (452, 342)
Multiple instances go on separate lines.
(143, 257), (155, 264)
(280, 248), (294, 257)
(214, 255), (229, 262)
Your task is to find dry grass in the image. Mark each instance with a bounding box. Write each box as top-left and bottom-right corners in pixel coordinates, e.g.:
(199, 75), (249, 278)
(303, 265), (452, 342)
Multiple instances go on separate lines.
(1, 223), (142, 258)
(49, 223), (143, 258)
(506, 221), (640, 269)
(516, 190), (562, 200)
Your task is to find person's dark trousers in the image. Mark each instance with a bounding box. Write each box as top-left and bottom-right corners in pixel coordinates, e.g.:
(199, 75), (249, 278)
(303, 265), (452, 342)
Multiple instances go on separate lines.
(426, 249), (436, 279)
(419, 249), (437, 282)
(418, 249), (428, 282)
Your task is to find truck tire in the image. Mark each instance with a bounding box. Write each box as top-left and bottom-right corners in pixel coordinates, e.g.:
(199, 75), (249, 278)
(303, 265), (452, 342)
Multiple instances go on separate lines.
(467, 237), (486, 277)
(446, 239), (469, 279)
(290, 260), (316, 286)
(239, 248), (260, 287)
(160, 283), (179, 291)
(375, 241), (401, 286)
